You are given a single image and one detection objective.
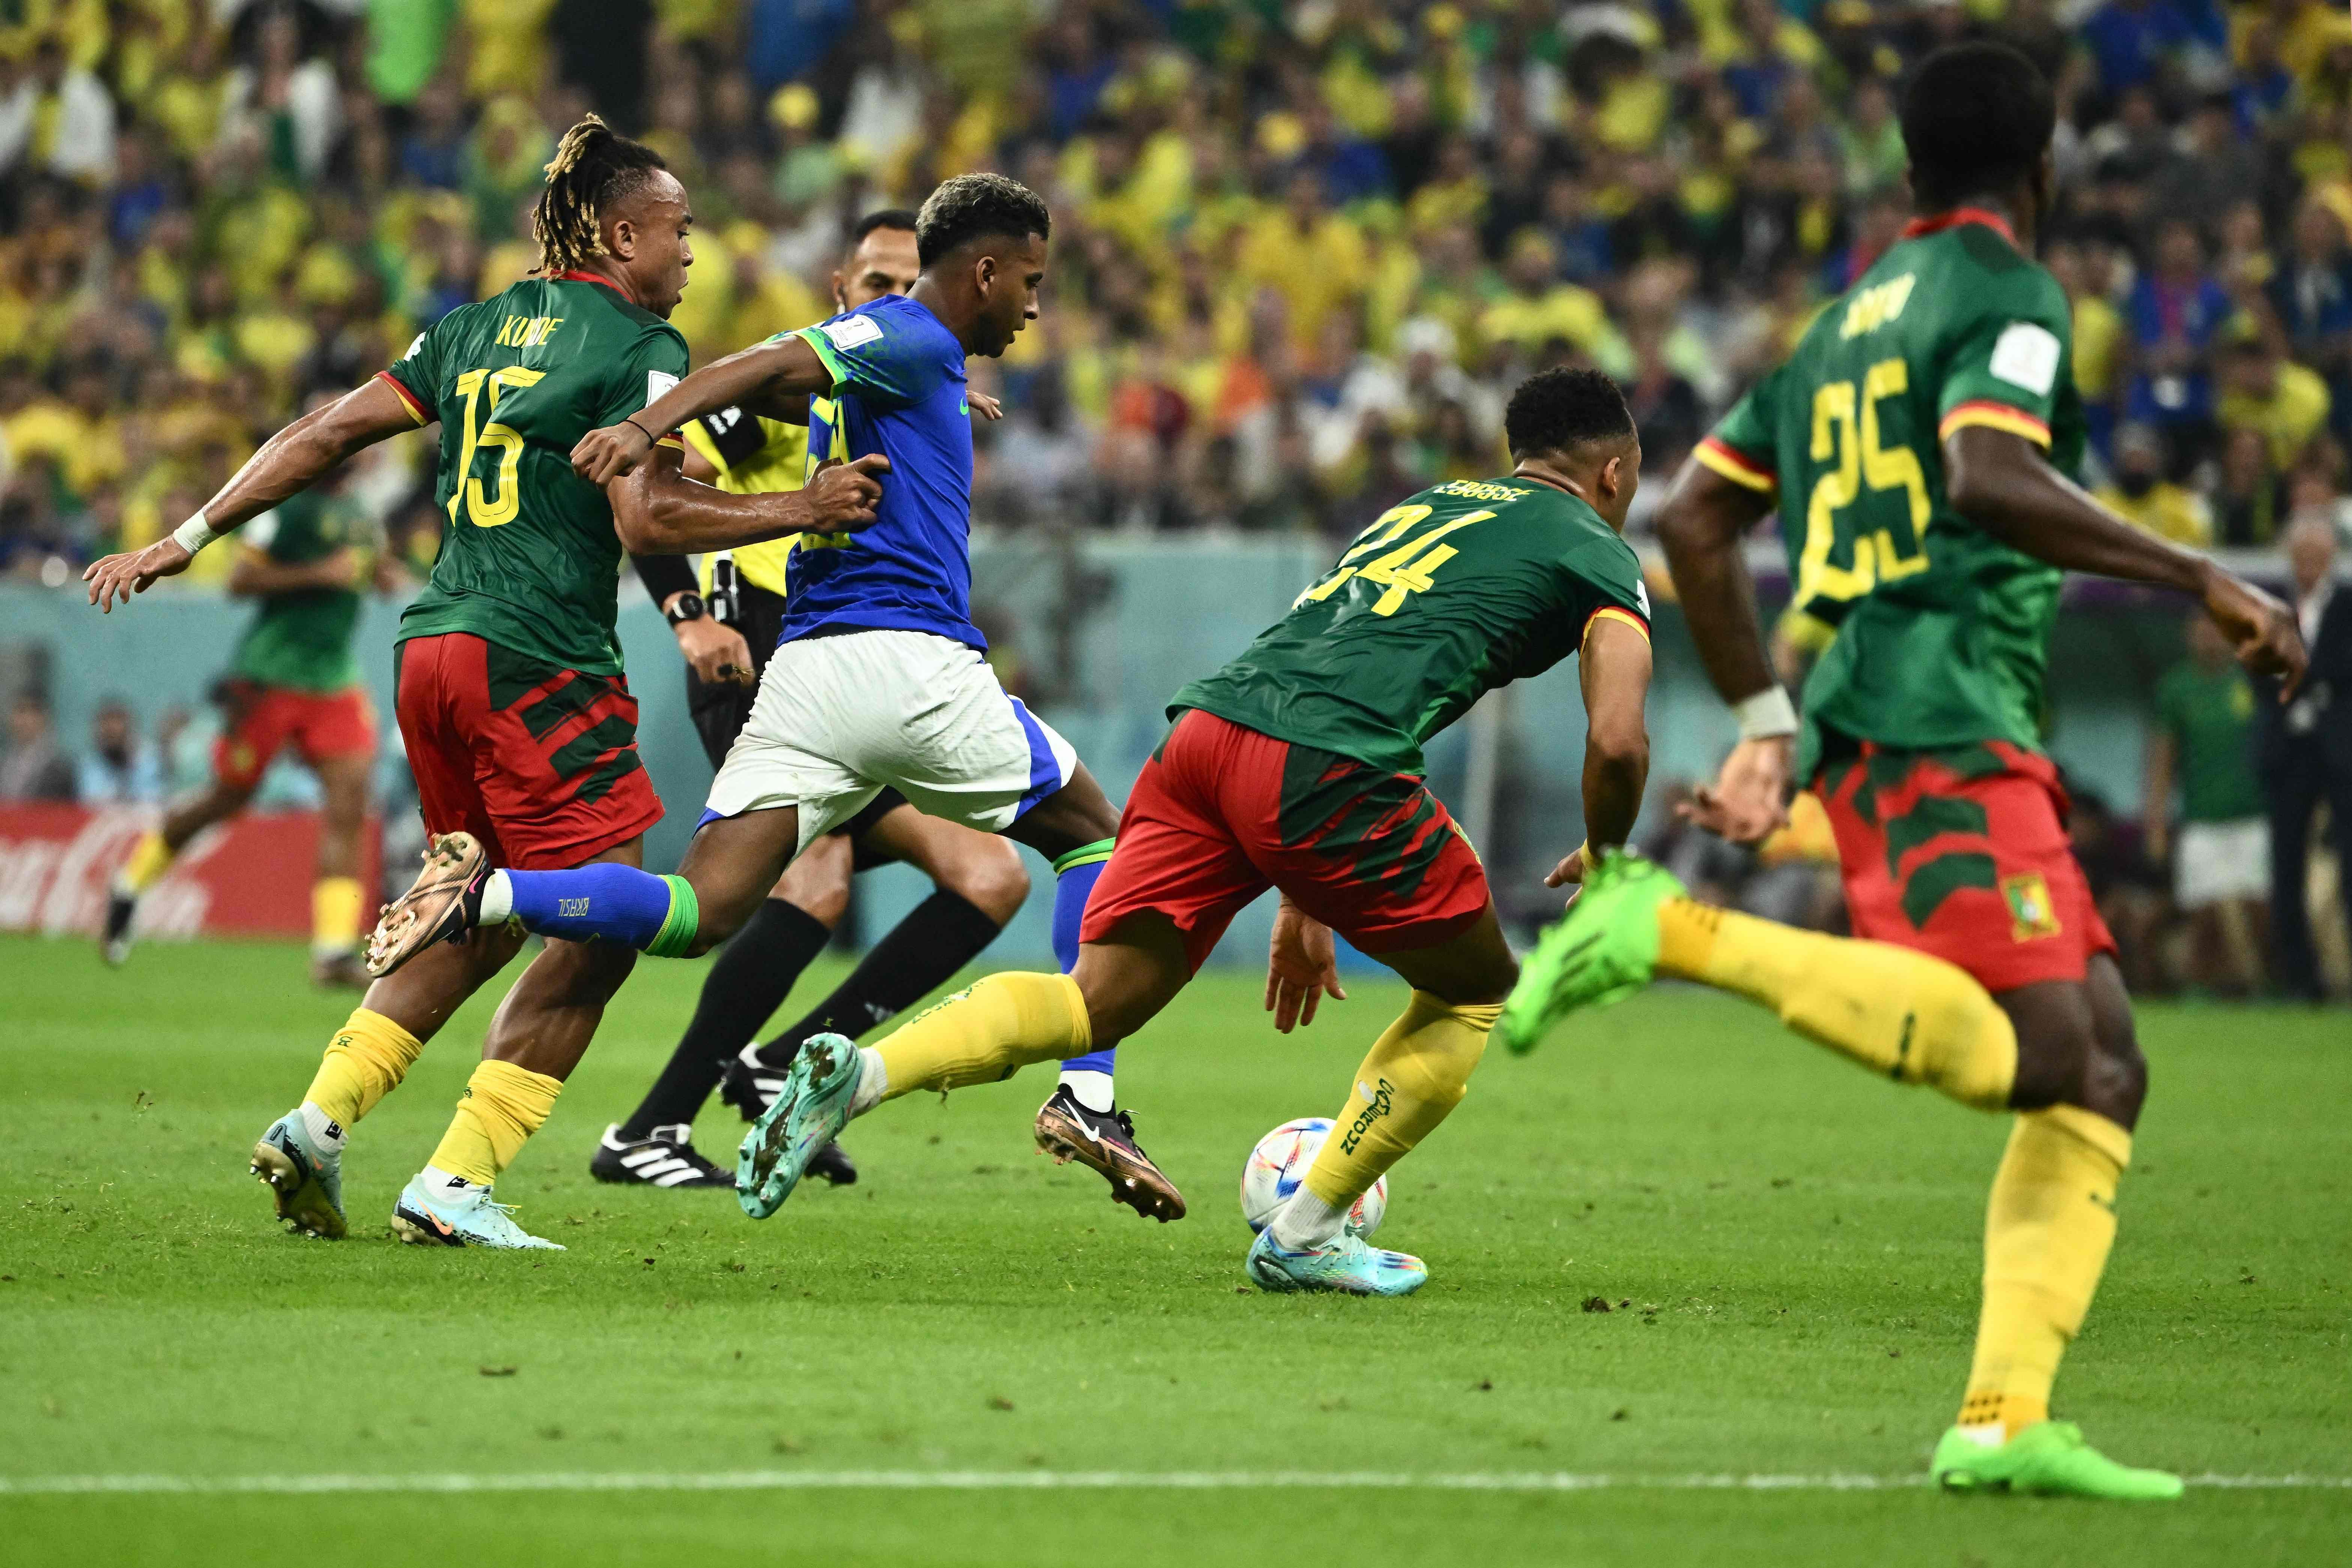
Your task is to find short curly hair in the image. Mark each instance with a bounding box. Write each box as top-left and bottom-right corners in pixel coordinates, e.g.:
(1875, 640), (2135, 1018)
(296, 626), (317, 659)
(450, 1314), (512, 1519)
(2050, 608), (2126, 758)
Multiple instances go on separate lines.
(1504, 368), (1635, 461)
(915, 173), (1052, 268)
(1901, 42), (2054, 210)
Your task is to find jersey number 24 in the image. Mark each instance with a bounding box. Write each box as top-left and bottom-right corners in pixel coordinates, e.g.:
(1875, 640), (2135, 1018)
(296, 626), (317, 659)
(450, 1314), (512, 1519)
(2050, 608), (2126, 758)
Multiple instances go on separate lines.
(1296, 503), (1495, 616)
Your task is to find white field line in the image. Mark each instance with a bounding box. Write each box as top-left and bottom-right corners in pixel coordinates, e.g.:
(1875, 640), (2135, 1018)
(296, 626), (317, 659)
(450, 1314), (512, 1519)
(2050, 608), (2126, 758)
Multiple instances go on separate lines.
(0, 1470), (2346, 1497)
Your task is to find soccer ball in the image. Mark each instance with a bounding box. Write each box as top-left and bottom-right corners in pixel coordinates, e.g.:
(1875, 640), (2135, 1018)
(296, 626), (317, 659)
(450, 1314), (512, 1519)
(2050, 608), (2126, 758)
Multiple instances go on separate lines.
(1239, 1117), (1386, 1238)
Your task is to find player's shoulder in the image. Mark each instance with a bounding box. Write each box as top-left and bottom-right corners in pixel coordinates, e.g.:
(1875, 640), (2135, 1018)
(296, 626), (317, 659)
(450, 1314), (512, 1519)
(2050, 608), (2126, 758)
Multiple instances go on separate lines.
(814, 292), (948, 352)
(1916, 224), (2068, 323)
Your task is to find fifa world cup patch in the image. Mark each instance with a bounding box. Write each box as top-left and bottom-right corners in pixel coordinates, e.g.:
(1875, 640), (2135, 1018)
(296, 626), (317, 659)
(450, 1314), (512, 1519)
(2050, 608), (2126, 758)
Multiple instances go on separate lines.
(2001, 872), (2062, 942)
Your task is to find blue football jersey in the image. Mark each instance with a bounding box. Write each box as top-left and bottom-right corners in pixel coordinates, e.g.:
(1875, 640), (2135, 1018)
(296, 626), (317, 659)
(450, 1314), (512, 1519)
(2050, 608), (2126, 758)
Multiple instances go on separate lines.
(780, 294), (982, 649)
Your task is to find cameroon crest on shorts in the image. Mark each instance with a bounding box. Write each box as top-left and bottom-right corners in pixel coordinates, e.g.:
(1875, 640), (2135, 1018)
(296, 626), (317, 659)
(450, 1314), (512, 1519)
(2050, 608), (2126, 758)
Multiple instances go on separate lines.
(2001, 872), (2062, 942)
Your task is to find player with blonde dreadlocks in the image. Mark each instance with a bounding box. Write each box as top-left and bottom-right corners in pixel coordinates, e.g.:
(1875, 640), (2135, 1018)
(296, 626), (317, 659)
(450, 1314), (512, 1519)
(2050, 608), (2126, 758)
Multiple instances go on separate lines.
(83, 116), (893, 1250)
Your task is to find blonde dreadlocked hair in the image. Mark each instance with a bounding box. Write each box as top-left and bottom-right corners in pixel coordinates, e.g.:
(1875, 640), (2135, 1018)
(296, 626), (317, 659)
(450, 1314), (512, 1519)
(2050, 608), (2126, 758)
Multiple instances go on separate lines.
(532, 114), (669, 276)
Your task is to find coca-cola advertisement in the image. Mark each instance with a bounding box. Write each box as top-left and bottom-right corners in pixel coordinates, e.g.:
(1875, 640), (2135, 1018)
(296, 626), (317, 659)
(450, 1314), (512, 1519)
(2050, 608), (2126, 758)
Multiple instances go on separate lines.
(0, 805), (380, 939)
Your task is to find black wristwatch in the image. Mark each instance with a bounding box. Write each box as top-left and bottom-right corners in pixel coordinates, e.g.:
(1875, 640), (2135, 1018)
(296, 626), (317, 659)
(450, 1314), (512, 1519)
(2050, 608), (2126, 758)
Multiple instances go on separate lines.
(664, 592), (707, 627)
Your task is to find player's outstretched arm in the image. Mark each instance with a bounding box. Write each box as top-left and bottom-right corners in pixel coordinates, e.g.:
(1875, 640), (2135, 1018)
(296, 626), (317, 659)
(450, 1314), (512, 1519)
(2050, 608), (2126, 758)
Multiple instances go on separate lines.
(1551, 615), (1653, 886)
(574, 336), (835, 484)
(1946, 425), (2308, 692)
(1654, 459), (1794, 845)
(84, 378), (423, 612)
(607, 441), (889, 553)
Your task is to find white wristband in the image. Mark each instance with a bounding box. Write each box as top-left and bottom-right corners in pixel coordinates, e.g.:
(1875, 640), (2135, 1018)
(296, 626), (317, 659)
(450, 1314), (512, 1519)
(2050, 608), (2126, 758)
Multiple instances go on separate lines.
(170, 510), (220, 555)
(1732, 685), (1799, 741)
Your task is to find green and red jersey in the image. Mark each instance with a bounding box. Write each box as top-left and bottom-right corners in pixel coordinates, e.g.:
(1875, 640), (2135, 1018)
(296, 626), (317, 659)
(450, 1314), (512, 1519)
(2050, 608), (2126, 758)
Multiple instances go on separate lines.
(230, 488), (367, 692)
(380, 272), (689, 676)
(1695, 209), (2087, 777)
(1172, 475), (1650, 776)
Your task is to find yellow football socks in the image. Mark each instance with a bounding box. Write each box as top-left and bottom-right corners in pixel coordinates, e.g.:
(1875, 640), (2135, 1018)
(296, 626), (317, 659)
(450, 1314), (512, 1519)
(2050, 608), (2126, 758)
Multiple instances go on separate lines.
(117, 831), (175, 894)
(427, 1059), (564, 1187)
(1301, 991), (1499, 1209)
(302, 1008), (424, 1132)
(1958, 1106), (2131, 1439)
(311, 876), (364, 958)
(1655, 898), (2017, 1111)
(874, 972), (1090, 1102)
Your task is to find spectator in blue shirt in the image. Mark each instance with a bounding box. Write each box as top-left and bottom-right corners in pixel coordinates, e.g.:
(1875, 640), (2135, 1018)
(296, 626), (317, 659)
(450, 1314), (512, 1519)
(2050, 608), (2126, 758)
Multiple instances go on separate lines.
(2271, 200), (2352, 440)
(2128, 218), (2234, 462)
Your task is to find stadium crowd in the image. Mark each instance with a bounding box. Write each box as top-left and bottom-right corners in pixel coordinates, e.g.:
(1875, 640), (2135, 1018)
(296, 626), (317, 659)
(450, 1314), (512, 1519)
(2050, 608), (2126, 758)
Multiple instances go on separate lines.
(0, 0), (2345, 995)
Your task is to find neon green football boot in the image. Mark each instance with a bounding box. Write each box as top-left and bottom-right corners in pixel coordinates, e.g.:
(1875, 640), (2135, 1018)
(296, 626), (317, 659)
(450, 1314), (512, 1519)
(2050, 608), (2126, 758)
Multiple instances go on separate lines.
(1497, 853), (1687, 1056)
(1930, 1422), (2183, 1500)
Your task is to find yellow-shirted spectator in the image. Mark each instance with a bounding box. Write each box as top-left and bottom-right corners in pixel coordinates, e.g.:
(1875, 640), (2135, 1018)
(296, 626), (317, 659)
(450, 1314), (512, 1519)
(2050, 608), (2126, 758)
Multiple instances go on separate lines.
(1477, 229), (1633, 377)
(2217, 333), (2332, 470)
(2096, 423), (2214, 547)
(1234, 171), (1371, 352)
(462, 0), (555, 99)
(5, 361), (124, 498)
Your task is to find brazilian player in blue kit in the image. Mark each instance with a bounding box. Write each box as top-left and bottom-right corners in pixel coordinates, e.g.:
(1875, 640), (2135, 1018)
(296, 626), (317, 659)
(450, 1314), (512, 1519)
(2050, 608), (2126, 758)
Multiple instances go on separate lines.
(368, 175), (1183, 1221)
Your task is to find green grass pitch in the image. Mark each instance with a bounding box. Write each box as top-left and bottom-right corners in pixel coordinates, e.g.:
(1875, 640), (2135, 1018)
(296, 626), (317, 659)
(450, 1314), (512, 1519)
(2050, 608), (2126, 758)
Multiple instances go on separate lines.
(3, 933), (2347, 1563)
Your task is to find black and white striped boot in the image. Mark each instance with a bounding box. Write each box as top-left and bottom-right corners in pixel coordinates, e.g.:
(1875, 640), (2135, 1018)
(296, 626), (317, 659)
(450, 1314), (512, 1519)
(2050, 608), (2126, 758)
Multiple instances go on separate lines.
(589, 1123), (736, 1189)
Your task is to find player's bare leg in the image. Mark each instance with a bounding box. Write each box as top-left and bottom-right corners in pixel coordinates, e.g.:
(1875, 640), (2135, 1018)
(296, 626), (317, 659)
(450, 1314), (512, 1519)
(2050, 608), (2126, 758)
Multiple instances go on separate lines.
(1249, 908), (1513, 1297)
(307, 750), (373, 989)
(737, 913), (1192, 1219)
(102, 775), (254, 966)
(1509, 861), (2179, 1497)
(999, 766), (1177, 1216)
(391, 837), (650, 1250)
(252, 919), (525, 1238)
(707, 810), (1029, 1184)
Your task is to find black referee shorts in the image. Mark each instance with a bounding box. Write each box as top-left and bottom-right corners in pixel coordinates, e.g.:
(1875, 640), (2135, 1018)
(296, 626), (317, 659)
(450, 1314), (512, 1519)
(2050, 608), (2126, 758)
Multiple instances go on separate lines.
(686, 578), (907, 863)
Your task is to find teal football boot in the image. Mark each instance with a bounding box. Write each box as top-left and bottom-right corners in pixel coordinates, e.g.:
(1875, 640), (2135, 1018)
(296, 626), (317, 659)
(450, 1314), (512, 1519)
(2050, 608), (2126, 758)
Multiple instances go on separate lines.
(1246, 1228), (1427, 1296)
(250, 1110), (346, 1239)
(390, 1172), (563, 1250)
(1497, 852), (1687, 1055)
(738, 1032), (864, 1220)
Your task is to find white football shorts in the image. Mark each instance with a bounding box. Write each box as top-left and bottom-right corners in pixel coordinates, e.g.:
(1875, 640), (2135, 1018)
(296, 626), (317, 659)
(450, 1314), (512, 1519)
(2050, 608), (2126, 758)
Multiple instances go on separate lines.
(2173, 816), (2269, 907)
(704, 628), (1077, 857)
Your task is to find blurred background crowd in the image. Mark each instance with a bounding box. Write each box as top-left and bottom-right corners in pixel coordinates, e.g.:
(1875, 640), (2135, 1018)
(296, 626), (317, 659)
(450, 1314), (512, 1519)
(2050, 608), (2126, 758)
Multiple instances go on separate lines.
(0, 0), (2345, 995)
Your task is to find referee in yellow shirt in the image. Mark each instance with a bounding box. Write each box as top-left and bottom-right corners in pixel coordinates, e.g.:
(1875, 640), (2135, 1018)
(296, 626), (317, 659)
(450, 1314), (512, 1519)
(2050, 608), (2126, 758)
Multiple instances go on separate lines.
(600, 211), (1030, 1190)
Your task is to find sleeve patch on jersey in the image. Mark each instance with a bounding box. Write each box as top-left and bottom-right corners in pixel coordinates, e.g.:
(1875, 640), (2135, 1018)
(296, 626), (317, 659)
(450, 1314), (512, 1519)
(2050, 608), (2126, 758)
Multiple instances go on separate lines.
(1584, 606), (1651, 644)
(1694, 436), (1777, 493)
(645, 369), (679, 407)
(1939, 400), (2052, 447)
(1988, 321), (2061, 396)
(820, 313), (883, 351)
(400, 333), (425, 361)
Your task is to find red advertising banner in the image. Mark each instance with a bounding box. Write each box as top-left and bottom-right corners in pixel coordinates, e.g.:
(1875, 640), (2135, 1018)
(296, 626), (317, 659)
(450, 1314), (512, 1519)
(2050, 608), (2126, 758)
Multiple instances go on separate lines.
(0, 805), (381, 939)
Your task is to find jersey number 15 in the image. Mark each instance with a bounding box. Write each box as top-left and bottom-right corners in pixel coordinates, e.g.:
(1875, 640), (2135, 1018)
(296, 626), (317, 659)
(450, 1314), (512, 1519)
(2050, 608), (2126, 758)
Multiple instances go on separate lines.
(447, 366), (547, 529)
(1799, 357), (1932, 616)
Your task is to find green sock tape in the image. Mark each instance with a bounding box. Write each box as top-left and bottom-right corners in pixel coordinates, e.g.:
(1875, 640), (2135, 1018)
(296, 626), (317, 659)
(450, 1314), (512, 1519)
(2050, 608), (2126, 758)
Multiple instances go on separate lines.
(1052, 837), (1116, 876)
(647, 874), (701, 957)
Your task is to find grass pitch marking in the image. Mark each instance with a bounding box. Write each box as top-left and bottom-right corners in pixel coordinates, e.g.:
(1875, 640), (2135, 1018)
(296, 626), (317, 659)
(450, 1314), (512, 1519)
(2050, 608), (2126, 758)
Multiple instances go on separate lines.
(2, 1471), (2345, 1497)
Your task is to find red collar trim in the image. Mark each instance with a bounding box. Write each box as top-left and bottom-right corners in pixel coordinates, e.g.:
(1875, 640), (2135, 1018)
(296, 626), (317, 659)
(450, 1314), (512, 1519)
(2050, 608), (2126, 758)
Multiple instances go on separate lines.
(554, 268), (637, 304)
(1899, 207), (2016, 247)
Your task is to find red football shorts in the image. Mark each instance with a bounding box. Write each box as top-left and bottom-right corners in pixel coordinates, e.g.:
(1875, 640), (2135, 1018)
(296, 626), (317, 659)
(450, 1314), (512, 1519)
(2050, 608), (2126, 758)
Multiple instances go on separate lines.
(1815, 738), (2116, 993)
(394, 632), (664, 870)
(213, 683), (376, 790)
(1079, 708), (1493, 974)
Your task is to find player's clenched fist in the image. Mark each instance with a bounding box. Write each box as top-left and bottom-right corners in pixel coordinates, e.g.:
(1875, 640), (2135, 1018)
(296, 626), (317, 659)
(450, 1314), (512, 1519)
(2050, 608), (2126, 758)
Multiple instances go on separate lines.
(83, 537), (195, 613)
(2199, 564), (2307, 696)
(802, 453), (891, 532)
(571, 420), (654, 484)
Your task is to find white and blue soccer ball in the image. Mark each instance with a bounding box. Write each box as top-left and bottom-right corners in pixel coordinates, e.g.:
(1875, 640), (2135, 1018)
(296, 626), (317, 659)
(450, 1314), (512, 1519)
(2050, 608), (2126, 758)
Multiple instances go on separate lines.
(1239, 1117), (1387, 1238)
